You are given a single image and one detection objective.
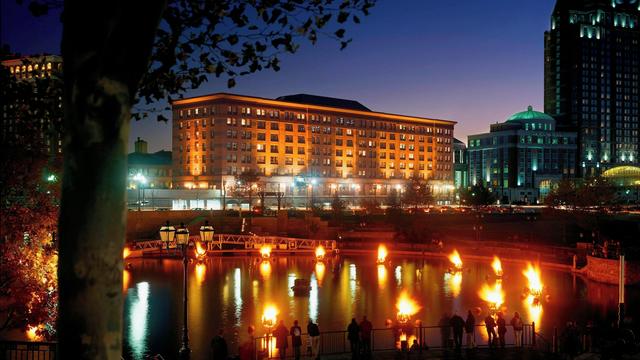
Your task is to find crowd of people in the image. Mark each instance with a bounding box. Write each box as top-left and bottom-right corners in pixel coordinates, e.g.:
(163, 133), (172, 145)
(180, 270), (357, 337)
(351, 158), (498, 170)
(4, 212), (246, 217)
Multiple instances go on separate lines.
(435, 310), (524, 350)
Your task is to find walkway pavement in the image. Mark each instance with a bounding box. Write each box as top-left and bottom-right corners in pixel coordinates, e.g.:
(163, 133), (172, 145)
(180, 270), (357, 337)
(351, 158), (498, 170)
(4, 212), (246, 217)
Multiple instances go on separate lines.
(319, 348), (561, 359)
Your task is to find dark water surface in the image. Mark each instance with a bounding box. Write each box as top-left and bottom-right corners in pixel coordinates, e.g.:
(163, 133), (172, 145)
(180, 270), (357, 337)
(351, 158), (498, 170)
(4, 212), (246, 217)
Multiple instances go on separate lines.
(122, 255), (638, 359)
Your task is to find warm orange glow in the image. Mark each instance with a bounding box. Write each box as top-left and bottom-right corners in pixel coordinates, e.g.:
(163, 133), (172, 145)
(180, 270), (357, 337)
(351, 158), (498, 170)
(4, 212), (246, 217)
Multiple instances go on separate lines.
(123, 246), (131, 260)
(123, 269), (130, 293)
(479, 280), (504, 313)
(396, 292), (420, 323)
(526, 295), (543, 326)
(444, 271), (462, 297)
(492, 256), (503, 277)
(259, 261), (271, 279)
(523, 263), (543, 297)
(377, 264), (388, 289)
(26, 325), (40, 340)
(261, 304), (278, 330)
(195, 241), (207, 259)
(260, 245), (272, 259)
(377, 244), (388, 264)
(448, 249), (463, 270)
(315, 262), (325, 286)
(315, 245), (326, 261)
(195, 263), (206, 284)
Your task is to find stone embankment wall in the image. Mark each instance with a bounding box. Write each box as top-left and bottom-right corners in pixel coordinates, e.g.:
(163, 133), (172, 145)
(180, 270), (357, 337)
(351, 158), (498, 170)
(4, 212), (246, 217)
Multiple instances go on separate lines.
(585, 255), (640, 285)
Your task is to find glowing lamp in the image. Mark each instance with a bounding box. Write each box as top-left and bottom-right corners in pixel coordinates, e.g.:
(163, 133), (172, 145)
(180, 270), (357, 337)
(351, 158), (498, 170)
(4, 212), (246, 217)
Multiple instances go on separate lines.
(199, 220), (214, 242)
(175, 223), (190, 246)
(159, 221), (176, 244)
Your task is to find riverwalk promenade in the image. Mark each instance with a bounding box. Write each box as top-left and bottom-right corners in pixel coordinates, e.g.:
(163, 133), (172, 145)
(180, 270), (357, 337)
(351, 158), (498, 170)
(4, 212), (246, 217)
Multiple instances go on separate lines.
(320, 348), (562, 359)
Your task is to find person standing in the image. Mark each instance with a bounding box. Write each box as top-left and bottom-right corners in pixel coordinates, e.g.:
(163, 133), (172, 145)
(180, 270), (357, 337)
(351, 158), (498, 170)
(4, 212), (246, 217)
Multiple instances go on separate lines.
(449, 313), (465, 349)
(347, 318), (360, 360)
(239, 326), (256, 360)
(510, 312), (523, 347)
(465, 310), (476, 348)
(359, 316), (373, 359)
(210, 329), (228, 360)
(307, 319), (321, 360)
(484, 314), (497, 348)
(439, 313), (451, 348)
(496, 312), (507, 348)
(290, 320), (303, 360)
(274, 320), (289, 360)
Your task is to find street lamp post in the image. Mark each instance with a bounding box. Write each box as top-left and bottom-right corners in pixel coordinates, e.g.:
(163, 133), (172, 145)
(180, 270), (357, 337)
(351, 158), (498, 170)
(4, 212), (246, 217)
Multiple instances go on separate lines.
(159, 221), (176, 250)
(133, 173), (147, 211)
(200, 220), (215, 244)
(176, 223), (191, 359)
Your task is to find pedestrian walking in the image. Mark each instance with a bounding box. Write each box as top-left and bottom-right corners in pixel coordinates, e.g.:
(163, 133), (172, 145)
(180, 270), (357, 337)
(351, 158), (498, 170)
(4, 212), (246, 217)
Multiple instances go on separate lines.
(439, 313), (451, 348)
(359, 316), (373, 359)
(274, 320), (289, 360)
(290, 320), (303, 360)
(307, 319), (321, 359)
(484, 315), (497, 348)
(347, 318), (360, 360)
(465, 310), (476, 348)
(510, 312), (523, 347)
(210, 329), (229, 360)
(449, 313), (465, 349)
(238, 325), (256, 360)
(496, 312), (507, 348)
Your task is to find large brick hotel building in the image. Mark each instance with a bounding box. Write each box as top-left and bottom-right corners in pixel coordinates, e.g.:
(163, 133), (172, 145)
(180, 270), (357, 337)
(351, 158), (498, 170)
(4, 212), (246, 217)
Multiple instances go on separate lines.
(171, 93), (456, 205)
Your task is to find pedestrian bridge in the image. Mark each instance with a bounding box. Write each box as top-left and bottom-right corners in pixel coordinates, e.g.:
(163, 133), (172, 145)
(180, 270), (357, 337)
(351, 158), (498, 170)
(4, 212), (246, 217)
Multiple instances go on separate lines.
(128, 233), (337, 253)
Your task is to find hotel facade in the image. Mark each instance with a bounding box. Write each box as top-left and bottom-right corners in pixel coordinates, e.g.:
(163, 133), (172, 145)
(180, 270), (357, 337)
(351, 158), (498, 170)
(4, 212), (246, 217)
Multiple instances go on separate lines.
(170, 93), (456, 207)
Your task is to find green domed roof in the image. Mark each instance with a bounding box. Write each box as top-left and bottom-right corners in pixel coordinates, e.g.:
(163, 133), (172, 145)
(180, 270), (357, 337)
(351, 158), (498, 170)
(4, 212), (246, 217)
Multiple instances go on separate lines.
(507, 106), (555, 122)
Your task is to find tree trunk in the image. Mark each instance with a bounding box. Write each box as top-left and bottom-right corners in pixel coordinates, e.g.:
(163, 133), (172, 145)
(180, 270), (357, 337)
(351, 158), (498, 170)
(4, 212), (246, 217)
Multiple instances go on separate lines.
(58, 1), (165, 358)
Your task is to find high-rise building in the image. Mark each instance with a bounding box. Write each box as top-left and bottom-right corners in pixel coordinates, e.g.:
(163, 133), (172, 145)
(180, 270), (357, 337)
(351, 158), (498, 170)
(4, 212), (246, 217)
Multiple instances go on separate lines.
(1, 55), (63, 156)
(452, 138), (468, 190)
(468, 106), (577, 204)
(544, 0), (639, 177)
(170, 93), (456, 205)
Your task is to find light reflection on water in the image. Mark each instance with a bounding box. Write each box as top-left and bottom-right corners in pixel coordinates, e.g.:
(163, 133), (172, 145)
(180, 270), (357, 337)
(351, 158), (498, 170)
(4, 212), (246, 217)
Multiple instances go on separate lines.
(123, 256), (639, 360)
(127, 281), (150, 360)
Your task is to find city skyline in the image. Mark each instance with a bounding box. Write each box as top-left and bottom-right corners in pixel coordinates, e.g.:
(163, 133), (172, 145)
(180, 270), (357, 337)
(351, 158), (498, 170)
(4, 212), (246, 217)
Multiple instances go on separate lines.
(2, 0), (556, 152)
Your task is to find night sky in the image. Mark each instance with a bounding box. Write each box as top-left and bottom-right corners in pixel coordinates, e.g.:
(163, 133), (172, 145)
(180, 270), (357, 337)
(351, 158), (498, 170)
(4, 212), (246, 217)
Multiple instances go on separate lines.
(2, 0), (556, 152)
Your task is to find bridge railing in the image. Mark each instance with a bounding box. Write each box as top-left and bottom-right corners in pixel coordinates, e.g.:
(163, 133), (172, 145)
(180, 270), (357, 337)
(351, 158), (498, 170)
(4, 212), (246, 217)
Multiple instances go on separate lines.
(128, 234), (336, 253)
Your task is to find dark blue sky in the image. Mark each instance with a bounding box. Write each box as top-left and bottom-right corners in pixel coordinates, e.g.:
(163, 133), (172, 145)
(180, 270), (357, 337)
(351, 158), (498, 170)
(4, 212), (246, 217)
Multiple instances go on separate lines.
(2, 0), (556, 152)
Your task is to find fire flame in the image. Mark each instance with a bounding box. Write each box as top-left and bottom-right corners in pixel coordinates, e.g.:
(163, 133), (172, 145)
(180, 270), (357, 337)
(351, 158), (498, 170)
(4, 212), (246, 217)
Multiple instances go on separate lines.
(261, 304), (278, 329)
(315, 245), (326, 261)
(448, 249), (463, 270)
(396, 292), (420, 323)
(479, 280), (505, 312)
(123, 246), (131, 260)
(377, 244), (388, 263)
(492, 256), (503, 277)
(523, 263), (543, 297)
(260, 245), (272, 259)
(195, 241), (207, 259)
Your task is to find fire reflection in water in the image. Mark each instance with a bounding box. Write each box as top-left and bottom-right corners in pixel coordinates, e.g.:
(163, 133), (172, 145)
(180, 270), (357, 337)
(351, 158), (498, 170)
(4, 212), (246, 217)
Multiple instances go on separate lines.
(195, 263), (206, 285)
(234, 268), (243, 326)
(377, 265), (387, 289)
(444, 271), (462, 298)
(128, 282), (150, 360)
(260, 261), (271, 279)
(123, 269), (131, 293)
(315, 262), (325, 287)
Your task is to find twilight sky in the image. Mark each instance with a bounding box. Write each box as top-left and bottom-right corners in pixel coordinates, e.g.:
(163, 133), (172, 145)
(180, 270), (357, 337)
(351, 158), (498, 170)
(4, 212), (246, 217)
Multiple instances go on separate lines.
(2, 0), (556, 152)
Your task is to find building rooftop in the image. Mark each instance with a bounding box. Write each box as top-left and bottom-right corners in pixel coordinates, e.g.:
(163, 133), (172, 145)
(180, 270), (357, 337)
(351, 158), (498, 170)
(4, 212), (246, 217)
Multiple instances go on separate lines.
(128, 150), (172, 166)
(275, 94), (371, 112)
(506, 106), (555, 123)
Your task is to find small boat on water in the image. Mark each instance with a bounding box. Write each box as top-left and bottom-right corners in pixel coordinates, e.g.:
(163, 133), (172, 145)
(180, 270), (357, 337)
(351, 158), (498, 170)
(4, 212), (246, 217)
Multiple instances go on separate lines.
(291, 278), (311, 296)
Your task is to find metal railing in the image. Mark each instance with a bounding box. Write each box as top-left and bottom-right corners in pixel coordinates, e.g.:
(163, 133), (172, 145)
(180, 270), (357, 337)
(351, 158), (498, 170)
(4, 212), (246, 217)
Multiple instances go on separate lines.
(253, 323), (537, 359)
(129, 234), (336, 252)
(1, 341), (57, 360)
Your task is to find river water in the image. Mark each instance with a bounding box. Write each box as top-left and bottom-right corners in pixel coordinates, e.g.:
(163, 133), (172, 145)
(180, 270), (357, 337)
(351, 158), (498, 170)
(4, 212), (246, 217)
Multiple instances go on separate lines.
(122, 254), (638, 359)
